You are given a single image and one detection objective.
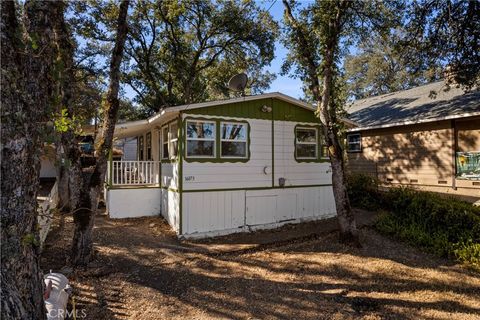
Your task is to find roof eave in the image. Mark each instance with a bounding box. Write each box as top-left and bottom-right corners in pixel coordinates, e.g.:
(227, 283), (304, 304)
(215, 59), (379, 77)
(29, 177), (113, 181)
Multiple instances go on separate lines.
(347, 111), (480, 132)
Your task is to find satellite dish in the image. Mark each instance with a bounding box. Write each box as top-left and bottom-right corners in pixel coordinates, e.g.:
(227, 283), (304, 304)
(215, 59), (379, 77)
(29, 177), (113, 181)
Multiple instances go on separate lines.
(228, 73), (248, 95)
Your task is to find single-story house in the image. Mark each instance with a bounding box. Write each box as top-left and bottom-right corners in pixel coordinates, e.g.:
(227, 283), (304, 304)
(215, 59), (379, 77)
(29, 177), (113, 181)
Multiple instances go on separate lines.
(106, 93), (340, 238)
(346, 80), (480, 198)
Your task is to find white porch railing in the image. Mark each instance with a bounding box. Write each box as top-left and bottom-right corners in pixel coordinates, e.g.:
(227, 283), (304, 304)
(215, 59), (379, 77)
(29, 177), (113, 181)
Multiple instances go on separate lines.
(108, 161), (160, 186)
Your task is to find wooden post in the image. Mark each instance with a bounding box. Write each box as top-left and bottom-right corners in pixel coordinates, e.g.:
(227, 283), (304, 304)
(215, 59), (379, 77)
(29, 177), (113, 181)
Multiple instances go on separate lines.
(108, 148), (113, 187)
(452, 119), (458, 190)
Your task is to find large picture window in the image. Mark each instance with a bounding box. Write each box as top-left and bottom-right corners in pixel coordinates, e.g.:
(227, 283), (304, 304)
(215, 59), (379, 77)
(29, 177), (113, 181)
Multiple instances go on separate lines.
(295, 127), (317, 159)
(221, 122), (247, 158)
(346, 133), (362, 152)
(186, 120), (215, 158)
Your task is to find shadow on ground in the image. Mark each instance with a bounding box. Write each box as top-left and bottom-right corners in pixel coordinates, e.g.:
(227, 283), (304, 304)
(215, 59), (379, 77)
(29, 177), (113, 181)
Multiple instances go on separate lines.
(41, 211), (480, 320)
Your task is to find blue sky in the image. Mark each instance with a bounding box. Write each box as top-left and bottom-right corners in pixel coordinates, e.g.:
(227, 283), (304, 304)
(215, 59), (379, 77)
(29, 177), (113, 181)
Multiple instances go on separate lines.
(257, 0), (306, 99)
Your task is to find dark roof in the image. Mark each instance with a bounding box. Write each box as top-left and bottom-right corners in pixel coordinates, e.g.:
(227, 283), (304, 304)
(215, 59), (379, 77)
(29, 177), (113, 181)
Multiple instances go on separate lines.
(347, 81), (480, 129)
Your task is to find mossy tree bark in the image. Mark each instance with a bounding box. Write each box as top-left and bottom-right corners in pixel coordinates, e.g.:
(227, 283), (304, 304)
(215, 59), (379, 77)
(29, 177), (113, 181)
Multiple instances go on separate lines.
(1, 1), (57, 318)
(70, 0), (130, 267)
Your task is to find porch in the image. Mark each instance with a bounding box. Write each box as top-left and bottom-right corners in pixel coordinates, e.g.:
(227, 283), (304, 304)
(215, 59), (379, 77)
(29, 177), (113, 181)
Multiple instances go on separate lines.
(107, 160), (161, 187)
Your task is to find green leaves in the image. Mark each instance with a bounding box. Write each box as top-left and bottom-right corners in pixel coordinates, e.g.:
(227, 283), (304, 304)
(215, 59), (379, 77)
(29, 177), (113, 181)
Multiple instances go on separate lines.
(123, 0), (278, 113)
(53, 108), (81, 134)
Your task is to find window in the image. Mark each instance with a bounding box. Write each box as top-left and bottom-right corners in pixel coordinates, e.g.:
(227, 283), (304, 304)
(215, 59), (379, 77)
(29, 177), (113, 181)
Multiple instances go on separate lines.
(296, 127), (317, 159)
(221, 122), (247, 158)
(161, 126), (169, 159)
(146, 132), (152, 160)
(161, 122), (178, 160)
(346, 133), (361, 152)
(456, 151), (480, 180)
(186, 120), (215, 158)
(138, 135), (144, 160)
(169, 122), (178, 158)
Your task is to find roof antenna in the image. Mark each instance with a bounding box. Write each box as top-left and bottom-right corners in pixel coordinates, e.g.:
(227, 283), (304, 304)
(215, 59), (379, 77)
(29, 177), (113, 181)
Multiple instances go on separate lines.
(228, 73), (248, 97)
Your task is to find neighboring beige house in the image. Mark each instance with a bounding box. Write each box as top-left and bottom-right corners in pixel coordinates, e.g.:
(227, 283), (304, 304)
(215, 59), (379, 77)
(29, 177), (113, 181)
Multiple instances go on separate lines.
(346, 80), (480, 198)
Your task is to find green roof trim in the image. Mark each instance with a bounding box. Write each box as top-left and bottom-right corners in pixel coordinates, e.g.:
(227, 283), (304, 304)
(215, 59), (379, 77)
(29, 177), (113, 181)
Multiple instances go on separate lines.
(184, 97), (321, 123)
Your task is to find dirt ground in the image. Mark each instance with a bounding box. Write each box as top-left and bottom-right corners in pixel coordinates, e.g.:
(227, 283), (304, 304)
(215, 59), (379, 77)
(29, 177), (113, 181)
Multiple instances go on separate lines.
(41, 211), (480, 320)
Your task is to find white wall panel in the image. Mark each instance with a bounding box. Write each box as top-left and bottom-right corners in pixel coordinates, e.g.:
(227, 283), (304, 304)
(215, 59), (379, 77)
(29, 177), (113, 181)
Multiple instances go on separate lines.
(182, 190), (245, 234)
(182, 186), (336, 237)
(161, 189), (180, 232)
(161, 162), (179, 189)
(108, 188), (161, 219)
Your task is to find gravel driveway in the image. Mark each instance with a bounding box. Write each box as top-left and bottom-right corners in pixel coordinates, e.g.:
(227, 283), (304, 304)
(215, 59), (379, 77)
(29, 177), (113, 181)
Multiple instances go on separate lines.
(41, 211), (480, 320)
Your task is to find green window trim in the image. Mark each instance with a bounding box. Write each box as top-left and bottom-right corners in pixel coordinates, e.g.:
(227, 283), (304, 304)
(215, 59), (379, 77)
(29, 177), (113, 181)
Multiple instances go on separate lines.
(294, 124), (330, 163)
(183, 116), (251, 163)
(185, 118), (217, 159)
(220, 121), (249, 159)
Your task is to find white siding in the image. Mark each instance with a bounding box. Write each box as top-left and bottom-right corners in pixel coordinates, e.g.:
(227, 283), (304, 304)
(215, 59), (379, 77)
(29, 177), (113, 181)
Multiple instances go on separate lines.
(274, 120), (332, 186)
(245, 187), (336, 226)
(161, 189), (180, 232)
(182, 115), (272, 190)
(161, 162), (179, 190)
(183, 190), (245, 234)
(182, 186), (336, 238)
(107, 188), (161, 218)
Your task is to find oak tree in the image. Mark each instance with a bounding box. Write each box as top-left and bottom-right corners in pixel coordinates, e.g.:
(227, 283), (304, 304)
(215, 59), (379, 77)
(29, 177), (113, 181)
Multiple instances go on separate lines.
(70, 0), (130, 266)
(1, 1), (58, 318)
(282, 0), (401, 245)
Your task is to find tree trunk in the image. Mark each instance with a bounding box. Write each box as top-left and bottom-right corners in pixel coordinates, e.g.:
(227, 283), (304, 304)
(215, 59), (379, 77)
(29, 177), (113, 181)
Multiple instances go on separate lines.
(1, 1), (56, 318)
(70, 0), (130, 267)
(318, 4), (360, 246)
(282, 0), (359, 246)
(51, 0), (83, 214)
(56, 146), (71, 211)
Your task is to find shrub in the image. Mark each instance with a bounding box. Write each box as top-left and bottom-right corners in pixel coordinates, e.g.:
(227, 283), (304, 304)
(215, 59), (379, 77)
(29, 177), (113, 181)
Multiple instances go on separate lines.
(347, 173), (383, 210)
(375, 187), (480, 269)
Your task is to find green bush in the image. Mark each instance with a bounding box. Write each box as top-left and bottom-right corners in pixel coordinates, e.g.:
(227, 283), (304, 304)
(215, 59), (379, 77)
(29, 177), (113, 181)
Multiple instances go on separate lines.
(375, 187), (480, 269)
(347, 173), (383, 210)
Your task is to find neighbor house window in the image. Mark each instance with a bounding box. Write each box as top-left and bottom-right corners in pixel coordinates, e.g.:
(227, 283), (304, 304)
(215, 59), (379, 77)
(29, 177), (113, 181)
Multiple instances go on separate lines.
(138, 135), (144, 160)
(146, 132), (152, 160)
(346, 133), (362, 152)
(221, 122), (247, 158)
(456, 151), (480, 180)
(186, 120), (215, 157)
(161, 126), (169, 159)
(296, 127), (317, 159)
